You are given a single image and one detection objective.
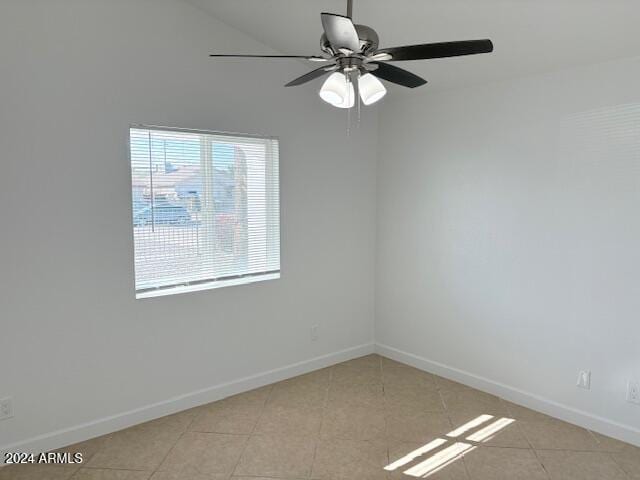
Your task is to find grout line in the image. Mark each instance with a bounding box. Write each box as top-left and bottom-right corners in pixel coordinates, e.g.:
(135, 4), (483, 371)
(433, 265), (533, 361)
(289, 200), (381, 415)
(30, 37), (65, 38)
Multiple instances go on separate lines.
(452, 405), (474, 480)
(229, 385), (273, 478)
(437, 384), (450, 416)
(67, 466), (83, 480)
(229, 476), (307, 479)
(379, 355), (392, 466)
(582, 433), (635, 479)
(148, 410), (200, 477)
(525, 435), (552, 478)
(181, 430), (253, 436)
(75, 465), (153, 472)
(499, 398), (552, 479)
(512, 445), (635, 453)
(308, 365), (333, 479)
(606, 451), (634, 480)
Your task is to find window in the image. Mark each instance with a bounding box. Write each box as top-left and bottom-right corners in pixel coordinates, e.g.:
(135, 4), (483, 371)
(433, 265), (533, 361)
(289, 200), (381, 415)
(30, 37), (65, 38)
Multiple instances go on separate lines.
(129, 126), (280, 298)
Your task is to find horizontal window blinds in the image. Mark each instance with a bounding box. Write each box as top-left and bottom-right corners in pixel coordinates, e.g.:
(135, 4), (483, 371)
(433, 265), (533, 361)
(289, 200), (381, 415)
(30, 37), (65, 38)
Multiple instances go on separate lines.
(129, 127), (280, 297)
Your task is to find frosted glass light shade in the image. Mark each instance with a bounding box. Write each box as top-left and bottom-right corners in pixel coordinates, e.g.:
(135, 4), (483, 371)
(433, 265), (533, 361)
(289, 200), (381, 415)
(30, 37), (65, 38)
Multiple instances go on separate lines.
(334, 81), (355, 109)
(319, 72), (355, 109)
(358, 73), (387, 105)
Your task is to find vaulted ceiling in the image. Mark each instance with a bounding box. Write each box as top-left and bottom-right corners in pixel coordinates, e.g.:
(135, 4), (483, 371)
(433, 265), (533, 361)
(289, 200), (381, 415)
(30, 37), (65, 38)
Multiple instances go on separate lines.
(188, 0), (640, 92)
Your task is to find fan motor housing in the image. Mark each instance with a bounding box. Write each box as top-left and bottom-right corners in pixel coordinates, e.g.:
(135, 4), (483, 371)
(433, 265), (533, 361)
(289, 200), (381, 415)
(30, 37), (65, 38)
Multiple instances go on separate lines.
(321, 24), (379, 55)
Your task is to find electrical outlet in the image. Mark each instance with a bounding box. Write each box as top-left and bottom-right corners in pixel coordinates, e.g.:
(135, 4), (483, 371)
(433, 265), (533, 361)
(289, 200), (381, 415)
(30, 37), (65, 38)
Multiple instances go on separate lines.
(0, 397), (13, 421)
(577, 370), (591, 390)
(627, 381), (640, 405)
(310, 325), (319, 342)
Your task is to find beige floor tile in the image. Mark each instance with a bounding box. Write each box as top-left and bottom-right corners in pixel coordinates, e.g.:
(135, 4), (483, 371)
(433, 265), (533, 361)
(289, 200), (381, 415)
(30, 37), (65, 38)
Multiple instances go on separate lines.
(188, 401), (262, 435)
(342, 354), (382, 369)
(502, 402), (556, 423)
(386, 411), (452, 443)
(321, 405), (386, 441)
(254, 404), (323, 437)
(332, 364), (382, 385)
(440, 389), (507, 416)
(73, 470), (151, 480)
(234, 434), (315, 478)
(382, 362), (437, 387)
(434, 376), (476, 393)
(152, 410), (200, 429)
(473, 425), (530, 449)
(267, 381), (328, 409)
(157, 432), (247, 477)
(591, 432), (636, 453)
(537, 449), (628, 479)
(331, 356), (382, 385)
(189, 385), (273, 435)
(311, 438), (388, 480)
(231, 478), (305, 480)
(518, 419), (600, 451)
(219, 387), (271, 409)
(381, 357), (409, 368)
(445, 411), (530, 448)
(463, 447), (548, 480)
(327, 383), (385, 410)
(384, 384), (445, 414)
(387, 440), (470, 479)
(151, 473), (228, 480)
(86, 414), (189, 470)
(282, 367), (332, 386)
(611, 446), (640, 479)
(0, 464), (78, 480)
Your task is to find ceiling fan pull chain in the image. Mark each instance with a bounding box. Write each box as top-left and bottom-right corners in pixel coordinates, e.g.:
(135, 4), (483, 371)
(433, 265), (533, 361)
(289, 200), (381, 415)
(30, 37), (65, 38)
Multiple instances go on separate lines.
(356, 72), (362, 126)
(343, 72), (350, 136)
(347, 95), (351, 137)
(348, 73), (353, 136)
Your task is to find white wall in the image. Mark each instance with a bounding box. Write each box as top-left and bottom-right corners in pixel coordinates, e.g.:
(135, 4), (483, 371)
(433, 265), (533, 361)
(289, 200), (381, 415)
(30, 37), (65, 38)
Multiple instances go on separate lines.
(3, 0), (638, 454)
(376, 56), (640, 443)
(0, 0), (377, 451)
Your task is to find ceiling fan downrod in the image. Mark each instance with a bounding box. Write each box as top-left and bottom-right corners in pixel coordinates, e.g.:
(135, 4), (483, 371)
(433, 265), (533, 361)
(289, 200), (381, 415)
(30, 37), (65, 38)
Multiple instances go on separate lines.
(347, 0), (353, 19)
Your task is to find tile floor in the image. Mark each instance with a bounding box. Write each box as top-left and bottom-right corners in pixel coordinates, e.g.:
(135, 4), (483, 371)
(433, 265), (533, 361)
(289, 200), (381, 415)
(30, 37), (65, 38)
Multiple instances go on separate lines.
(1, 354), (639, 479)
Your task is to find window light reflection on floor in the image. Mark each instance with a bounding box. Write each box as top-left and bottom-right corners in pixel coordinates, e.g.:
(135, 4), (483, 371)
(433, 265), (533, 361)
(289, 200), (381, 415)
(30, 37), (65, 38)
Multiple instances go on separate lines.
(446, 414), (494, 437)
(384, 413), (516, 478)
(466, 417), (515, 443)
(384, 438), (448, 472)
(403, 442), (475, 478)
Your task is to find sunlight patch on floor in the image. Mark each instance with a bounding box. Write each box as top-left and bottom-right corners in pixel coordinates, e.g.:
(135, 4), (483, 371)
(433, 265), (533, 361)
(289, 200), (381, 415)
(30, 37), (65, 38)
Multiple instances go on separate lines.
(404, 442), (475, 478)
(384, 413), (517, 478)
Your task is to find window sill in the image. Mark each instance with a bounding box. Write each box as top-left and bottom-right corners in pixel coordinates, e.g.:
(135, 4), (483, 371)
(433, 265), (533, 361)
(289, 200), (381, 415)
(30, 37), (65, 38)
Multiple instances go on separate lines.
(136, 272), (280, 299)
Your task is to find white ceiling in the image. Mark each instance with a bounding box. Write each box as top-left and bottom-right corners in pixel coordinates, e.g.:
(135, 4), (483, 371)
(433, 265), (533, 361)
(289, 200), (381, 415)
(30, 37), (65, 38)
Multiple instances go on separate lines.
(188, 0), (640, 92)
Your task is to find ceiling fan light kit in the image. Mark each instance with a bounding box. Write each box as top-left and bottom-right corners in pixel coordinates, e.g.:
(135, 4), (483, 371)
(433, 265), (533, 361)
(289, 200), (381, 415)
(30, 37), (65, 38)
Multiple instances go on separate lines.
(209, 0), (494, 110)
(320, 72), (356, 108)
(358, 73), (387, 106)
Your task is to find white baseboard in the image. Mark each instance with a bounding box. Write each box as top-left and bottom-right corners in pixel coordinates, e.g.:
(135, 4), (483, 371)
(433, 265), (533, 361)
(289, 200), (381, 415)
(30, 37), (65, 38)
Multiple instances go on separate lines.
(0, 343), (375, 458)
(375, 343), (640, 447)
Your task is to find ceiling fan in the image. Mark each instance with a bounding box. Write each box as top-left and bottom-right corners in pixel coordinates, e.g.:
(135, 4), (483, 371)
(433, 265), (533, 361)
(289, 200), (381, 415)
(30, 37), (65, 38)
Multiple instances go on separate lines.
(210, 0), (493, 108)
